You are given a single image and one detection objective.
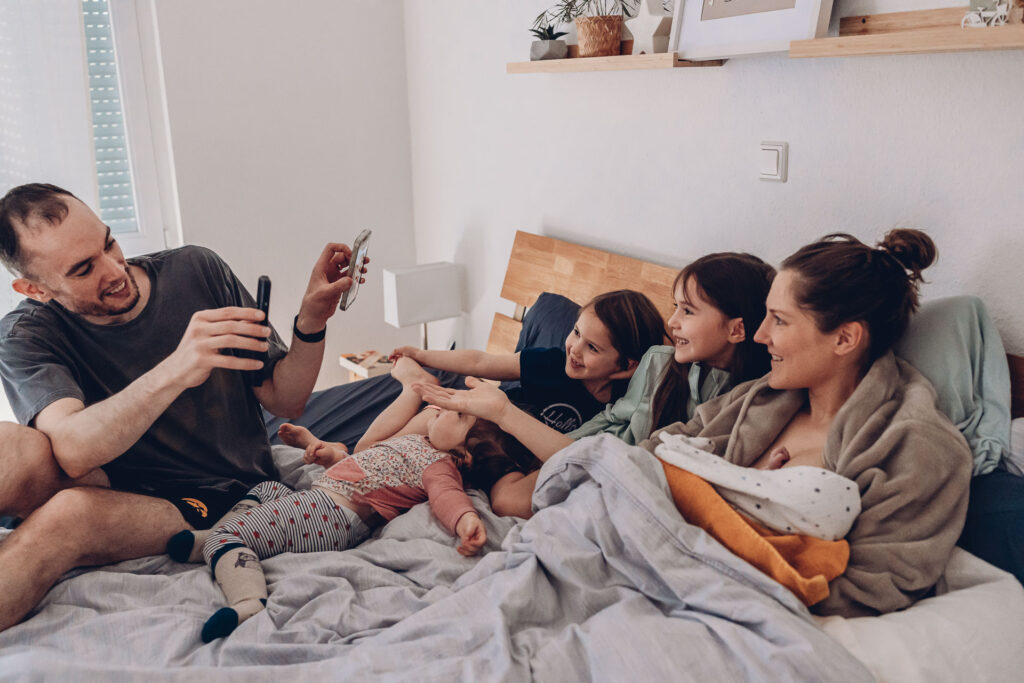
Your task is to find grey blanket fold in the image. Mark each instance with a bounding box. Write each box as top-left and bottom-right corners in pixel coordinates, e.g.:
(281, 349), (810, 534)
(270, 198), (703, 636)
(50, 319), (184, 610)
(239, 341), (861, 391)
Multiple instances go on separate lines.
(0, 441), (871, 681)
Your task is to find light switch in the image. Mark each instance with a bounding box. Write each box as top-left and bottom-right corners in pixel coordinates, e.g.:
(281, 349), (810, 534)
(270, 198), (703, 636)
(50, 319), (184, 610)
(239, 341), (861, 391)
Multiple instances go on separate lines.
(759, 149), (779, 176)
(759, 141), (788, 182)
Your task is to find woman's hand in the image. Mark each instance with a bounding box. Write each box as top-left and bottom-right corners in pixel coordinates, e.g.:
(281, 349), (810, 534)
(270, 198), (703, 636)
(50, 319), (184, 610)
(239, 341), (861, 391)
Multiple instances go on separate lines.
(413, 376), (511, 423)
(455, 511), (487, 556)
(390, 355), (438, 387)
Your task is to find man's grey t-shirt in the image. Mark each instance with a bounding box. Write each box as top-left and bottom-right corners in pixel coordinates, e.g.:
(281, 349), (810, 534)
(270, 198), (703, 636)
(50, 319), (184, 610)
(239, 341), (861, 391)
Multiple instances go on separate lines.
(0, 246), (287, 497)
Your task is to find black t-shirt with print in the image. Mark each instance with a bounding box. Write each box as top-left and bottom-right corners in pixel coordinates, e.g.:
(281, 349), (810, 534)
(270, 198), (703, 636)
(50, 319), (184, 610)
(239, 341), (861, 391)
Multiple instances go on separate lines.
(504, 347), (607, 434)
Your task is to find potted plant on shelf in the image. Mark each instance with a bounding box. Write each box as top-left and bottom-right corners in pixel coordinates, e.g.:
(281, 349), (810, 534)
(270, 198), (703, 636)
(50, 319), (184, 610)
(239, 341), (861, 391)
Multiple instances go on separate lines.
(534, 0), (638, 58)
(529, 24), (569, 61)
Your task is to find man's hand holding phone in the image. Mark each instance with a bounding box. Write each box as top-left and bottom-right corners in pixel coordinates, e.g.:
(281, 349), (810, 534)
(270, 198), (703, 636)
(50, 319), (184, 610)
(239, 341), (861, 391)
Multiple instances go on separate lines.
(158, 307), (270, 392)
(294, 237), (371, 338)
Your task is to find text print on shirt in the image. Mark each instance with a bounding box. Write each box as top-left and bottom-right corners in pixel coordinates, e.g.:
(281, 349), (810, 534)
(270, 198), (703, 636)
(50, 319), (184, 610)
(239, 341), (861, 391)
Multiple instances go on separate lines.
(539, 403), (584, 432)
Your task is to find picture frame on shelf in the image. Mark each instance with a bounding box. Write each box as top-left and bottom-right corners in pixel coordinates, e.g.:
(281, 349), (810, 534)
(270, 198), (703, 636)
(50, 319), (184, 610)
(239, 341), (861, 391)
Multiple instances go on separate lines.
(669, 0), (834, 60)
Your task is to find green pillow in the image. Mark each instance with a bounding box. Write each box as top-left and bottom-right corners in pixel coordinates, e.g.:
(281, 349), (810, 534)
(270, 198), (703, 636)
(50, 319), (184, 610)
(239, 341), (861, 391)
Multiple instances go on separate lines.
(895, 296), (1012, 475)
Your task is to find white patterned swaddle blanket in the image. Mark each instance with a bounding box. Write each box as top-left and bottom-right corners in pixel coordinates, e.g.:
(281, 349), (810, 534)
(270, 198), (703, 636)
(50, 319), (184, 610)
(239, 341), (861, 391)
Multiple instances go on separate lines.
(654, 433), (862, 541)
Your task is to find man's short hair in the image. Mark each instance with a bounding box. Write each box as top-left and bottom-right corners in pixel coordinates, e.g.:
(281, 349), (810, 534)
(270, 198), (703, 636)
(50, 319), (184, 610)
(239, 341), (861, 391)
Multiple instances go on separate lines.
(0, 183), (78, 276)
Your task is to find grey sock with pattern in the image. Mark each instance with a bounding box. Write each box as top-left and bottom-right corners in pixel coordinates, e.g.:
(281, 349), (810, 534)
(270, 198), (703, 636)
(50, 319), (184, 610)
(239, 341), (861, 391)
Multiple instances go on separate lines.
(202, 546), (269, 641)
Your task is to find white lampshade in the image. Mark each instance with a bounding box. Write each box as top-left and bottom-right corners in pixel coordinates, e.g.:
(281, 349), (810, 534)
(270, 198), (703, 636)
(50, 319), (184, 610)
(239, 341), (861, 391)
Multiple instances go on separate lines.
(382, 262), (463, 328)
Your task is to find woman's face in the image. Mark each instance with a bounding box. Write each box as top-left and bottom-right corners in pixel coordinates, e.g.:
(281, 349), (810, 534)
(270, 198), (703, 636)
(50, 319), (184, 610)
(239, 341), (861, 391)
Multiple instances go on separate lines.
(666, 277), (737, 369)
(564, 307), (627, 381)
(753, 270), (838, 391)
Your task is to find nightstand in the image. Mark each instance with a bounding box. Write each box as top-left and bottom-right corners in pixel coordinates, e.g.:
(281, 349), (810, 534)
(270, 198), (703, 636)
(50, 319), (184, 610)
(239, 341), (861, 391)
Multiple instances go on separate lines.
(338, 351), (393, 383)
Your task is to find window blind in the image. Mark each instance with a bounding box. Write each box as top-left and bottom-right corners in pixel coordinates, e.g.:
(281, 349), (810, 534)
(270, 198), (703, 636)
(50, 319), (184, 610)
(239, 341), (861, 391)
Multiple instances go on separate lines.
(82, 0), (138, 235)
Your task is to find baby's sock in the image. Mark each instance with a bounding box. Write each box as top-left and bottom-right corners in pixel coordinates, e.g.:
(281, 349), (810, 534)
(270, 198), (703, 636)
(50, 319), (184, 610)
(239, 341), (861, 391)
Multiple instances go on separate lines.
(202, 546), (268, 642)
(201, 599), (266, 643)
(167, 498), (261, 563)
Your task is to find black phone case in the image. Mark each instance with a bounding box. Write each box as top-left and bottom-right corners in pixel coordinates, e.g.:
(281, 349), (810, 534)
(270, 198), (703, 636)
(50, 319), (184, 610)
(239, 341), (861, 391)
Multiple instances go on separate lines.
(247, 276), (271, 387)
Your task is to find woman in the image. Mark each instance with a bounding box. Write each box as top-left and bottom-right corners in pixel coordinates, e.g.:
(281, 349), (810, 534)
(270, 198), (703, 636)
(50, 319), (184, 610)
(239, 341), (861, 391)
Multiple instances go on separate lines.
(416, 229), (973, 618)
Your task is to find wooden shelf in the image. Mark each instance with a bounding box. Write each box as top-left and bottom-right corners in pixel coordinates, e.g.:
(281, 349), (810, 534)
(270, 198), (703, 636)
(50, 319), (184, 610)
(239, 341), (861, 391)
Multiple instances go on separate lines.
(507, 52), (724, 74)
(791, 7), (1024, 58)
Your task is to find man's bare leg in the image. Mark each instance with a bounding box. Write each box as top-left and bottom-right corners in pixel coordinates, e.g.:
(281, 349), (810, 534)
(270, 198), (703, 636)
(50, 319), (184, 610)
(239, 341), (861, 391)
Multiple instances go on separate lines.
(0, 486), (187, 632)
(0, 422), (109, 520)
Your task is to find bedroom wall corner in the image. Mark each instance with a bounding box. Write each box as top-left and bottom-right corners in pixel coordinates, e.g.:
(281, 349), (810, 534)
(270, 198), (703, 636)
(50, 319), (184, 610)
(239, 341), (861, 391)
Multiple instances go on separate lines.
(153, 0), (421, 389)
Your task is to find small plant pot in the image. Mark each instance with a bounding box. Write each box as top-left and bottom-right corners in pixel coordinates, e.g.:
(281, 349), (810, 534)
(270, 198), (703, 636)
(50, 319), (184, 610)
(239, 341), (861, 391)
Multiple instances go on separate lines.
(530, 39), (568, 61)
(575, 15), (623, 57)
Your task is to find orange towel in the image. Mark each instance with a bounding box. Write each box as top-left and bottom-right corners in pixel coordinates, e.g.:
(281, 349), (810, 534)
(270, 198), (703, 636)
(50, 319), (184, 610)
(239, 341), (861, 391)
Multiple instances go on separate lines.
(661, 461), (849, 606)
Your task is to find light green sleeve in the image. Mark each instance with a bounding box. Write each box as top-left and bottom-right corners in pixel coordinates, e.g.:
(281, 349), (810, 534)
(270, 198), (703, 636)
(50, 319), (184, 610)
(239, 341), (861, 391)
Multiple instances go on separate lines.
(567, 346), (675, 445)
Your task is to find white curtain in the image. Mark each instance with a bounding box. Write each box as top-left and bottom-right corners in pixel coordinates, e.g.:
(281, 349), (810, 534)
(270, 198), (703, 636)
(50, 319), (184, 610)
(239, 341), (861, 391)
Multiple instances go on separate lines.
(0, 0), (97, 421)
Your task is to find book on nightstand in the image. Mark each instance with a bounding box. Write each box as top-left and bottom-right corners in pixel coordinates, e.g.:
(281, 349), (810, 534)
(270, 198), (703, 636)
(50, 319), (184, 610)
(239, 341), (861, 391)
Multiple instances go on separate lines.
(338, 350), (393, 382)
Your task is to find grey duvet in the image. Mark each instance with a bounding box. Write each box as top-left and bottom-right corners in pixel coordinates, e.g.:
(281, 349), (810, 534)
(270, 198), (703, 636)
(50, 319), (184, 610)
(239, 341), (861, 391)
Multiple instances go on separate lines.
(0, 435), (871, 681)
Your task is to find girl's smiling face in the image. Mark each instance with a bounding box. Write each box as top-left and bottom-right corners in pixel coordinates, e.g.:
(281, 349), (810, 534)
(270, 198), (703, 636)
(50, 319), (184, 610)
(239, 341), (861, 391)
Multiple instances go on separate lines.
(563, 307), (631, 382)
(666, 277), (741, 369)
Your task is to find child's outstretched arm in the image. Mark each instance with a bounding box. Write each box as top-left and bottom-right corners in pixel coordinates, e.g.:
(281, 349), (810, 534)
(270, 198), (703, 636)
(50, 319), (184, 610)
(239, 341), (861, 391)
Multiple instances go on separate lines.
(354, 357), (439, 452)
(391, 347), (521, 382)
(421, 460), (486, 556)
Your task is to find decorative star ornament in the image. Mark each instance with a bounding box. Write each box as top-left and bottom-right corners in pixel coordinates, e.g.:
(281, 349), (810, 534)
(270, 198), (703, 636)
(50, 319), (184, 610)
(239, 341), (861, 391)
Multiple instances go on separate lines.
(625, 0), (673, 54)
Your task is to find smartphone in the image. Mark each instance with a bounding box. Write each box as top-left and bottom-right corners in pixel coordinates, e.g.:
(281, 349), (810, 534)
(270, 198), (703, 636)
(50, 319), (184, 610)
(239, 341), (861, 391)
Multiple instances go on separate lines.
(248, 275), (271, 387)
(338, 229), (372, 311)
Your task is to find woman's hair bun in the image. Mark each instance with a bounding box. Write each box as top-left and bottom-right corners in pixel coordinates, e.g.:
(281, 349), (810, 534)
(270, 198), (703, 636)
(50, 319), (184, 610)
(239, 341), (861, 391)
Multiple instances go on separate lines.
(877, 228), (936, 283)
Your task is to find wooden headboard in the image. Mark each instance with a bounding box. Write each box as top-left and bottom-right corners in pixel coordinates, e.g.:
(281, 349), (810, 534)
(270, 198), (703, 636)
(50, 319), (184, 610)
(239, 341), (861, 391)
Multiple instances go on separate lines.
(485, 230), (679, 355)
(486, 230), (1024, 420)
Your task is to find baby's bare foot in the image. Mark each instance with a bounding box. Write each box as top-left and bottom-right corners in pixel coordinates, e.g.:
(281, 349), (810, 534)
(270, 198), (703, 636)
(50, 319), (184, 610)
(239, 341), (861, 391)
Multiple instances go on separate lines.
(278, 423), (316, 449)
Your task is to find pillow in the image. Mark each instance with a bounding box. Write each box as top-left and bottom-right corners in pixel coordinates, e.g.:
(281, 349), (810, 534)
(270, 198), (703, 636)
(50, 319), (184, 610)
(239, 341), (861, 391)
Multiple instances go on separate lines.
(513, 292), (580, 352)
(894, 295), (1012, 476)
(499, 292), (580, 395)
(1005, 417), (1024, 476)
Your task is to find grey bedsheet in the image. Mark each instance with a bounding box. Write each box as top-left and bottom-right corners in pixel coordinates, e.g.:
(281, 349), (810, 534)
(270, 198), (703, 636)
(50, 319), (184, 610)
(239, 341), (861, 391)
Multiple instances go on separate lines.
(0, 436), (871, 681)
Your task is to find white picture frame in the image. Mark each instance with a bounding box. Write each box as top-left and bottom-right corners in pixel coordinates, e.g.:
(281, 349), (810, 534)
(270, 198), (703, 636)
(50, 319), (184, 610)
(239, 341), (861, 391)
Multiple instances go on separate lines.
(669, 0), (834, 60)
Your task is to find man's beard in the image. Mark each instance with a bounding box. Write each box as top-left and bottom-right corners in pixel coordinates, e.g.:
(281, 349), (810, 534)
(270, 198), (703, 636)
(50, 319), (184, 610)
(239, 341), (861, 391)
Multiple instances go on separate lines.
(66, 268), (142, 318)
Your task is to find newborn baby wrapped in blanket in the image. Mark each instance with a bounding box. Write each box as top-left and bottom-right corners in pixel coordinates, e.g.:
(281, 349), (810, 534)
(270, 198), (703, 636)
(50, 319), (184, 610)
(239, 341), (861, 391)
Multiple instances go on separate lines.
(653, 433), (862, 605)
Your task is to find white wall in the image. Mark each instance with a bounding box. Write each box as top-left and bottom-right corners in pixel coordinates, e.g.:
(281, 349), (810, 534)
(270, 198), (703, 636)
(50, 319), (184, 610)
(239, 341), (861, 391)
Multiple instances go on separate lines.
(403, 1), (1024, 356)
(153, 0), (420, 389)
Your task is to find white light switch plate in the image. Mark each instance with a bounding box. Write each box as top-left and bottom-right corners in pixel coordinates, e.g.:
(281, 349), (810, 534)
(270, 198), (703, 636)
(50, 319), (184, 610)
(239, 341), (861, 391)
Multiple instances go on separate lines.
(760, 141), (788, 182)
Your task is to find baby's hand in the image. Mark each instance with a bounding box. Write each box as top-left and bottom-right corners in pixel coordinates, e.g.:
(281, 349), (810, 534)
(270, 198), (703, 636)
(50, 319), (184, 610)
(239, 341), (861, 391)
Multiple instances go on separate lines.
(389, 346), (421, 362)
(390, 355), (438, 387)
(304, 440), (348, 467)
(455, 512), (486, 556)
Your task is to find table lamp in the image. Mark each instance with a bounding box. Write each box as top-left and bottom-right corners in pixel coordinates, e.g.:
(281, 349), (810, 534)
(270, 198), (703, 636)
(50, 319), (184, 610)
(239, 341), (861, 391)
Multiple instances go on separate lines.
(382, 262), (463, 349)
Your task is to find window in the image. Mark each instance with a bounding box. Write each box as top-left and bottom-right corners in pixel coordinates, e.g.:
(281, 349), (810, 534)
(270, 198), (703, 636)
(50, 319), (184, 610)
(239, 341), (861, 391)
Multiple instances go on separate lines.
(83, 0), (141, 236)
(84, 0), (178, 257)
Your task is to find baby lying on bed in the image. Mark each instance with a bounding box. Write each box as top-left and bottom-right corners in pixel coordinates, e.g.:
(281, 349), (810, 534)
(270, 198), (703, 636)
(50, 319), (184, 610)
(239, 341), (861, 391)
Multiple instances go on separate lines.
(654, 433), (861, 542)
(167, 358), (526, 642)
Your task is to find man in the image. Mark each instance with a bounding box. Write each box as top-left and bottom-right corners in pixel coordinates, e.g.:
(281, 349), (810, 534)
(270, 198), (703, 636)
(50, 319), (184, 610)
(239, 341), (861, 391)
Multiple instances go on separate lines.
(0, 183), (363, 631)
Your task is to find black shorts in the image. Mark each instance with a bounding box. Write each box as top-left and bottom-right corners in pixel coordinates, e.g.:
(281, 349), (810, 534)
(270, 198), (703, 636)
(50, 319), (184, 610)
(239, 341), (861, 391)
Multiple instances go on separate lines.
(146, 482), (253, 530)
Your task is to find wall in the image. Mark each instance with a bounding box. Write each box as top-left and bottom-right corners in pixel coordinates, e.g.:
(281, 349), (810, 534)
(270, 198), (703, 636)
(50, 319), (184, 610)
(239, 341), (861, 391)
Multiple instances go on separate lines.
(154, 0), (420, 389)
(402, 1), (1024, 357)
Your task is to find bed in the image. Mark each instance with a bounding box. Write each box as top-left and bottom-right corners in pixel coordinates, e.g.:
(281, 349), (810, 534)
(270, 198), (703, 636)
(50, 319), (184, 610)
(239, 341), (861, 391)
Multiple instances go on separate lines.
(1, 231), (1023, 681)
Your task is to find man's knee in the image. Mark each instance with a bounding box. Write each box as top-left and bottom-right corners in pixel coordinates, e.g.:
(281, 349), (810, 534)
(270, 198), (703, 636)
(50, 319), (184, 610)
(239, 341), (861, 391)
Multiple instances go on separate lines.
(0, 422), (63, 519)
